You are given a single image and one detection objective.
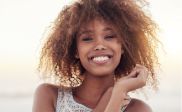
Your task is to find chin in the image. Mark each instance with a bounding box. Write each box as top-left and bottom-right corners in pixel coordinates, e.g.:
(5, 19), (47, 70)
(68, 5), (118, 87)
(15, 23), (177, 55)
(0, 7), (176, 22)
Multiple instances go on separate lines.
(88, 69), (114, 77)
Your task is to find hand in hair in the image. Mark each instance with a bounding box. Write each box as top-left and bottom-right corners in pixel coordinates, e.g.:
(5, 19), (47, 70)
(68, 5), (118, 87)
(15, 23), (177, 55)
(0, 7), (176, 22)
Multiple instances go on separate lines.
(93, 64), (150, 112)
(115, 64), (149, 93)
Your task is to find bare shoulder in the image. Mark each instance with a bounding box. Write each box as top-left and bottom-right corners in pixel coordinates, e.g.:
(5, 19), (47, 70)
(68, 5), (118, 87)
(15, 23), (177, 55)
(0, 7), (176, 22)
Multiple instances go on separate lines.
(34, 83), (59, 101)
(125, 98), (152, 112)
(32, 83), (59, 112)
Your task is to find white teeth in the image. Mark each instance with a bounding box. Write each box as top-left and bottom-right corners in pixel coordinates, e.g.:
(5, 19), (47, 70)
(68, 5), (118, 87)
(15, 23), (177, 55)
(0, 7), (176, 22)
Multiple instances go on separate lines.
(92, 56), (109, 62)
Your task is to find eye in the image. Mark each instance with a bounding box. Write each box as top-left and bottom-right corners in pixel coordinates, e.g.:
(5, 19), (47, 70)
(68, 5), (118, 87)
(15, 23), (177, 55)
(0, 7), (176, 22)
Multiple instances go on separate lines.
(105, 34), (116, 40)
(82, 37), (93, 42)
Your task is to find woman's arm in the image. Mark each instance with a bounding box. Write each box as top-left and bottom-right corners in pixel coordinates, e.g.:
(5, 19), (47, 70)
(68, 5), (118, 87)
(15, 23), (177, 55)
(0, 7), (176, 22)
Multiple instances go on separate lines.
(126, 98), (152, 112)
(93, 64), (151, 112)
(93, 86), (130, 112)
(32, 83), (58, 112)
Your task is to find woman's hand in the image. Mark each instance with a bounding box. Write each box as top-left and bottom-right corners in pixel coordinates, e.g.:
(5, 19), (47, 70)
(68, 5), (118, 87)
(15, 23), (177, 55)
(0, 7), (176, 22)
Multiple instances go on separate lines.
(114, 64), (149, 93)
(93, 64), (149, 112)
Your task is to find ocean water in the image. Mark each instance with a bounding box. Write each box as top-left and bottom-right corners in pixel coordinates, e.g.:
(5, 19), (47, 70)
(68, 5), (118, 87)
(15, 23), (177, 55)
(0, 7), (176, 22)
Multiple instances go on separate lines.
(0, 97), (32, 112)
(0, 74), (37, 112)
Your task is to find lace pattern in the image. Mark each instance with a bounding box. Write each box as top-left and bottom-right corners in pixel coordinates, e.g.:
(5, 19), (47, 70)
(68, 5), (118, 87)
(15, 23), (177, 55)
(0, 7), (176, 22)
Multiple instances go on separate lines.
(56, 89), (128, 112)
(56, 89), (92, 112)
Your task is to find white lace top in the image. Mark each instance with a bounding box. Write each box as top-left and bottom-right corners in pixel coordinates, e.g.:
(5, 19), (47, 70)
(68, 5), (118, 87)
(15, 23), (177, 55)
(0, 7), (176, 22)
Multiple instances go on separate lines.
(56, 89), (129, 112)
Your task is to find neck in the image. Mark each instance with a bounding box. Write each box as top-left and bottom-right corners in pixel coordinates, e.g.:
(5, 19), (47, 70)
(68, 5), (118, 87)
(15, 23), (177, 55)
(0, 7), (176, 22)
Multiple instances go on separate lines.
(73, 72), (115, 108)
(83, 73), (115, 91)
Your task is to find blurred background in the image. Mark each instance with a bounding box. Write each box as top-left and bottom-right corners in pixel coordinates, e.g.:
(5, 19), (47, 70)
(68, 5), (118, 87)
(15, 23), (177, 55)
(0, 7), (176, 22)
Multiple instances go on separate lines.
(0, 0), (181, 111)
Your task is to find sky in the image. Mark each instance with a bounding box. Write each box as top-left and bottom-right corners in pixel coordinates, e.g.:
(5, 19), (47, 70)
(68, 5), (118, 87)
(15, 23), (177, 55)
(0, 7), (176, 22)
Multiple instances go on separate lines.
(0, 0), (181, 111)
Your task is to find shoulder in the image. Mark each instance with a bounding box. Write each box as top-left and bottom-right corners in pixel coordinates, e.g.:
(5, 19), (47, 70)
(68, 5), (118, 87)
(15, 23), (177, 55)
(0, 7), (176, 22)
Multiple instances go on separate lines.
(32, 83), (59, 112)
(125, 98), (152, 112)
(34, 83), (59, 101)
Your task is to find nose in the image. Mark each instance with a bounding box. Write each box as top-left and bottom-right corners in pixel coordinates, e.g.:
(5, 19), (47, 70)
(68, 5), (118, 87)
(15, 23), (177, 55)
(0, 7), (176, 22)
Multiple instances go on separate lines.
(94, 39), (107, 51)
(94, 44), (106, 50)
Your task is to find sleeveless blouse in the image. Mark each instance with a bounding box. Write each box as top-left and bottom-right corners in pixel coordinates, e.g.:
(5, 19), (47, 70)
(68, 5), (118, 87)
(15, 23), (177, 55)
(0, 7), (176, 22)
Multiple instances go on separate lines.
(56, 89), (129, 112)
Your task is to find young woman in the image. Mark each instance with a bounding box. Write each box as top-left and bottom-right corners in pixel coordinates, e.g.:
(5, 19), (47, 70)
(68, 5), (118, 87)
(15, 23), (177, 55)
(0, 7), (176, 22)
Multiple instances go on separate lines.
(33, 0), (159, 111)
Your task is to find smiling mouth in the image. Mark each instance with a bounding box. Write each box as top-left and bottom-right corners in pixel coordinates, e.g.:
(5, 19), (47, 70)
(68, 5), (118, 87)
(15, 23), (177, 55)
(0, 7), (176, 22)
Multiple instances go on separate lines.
(90, 55), (112, 64)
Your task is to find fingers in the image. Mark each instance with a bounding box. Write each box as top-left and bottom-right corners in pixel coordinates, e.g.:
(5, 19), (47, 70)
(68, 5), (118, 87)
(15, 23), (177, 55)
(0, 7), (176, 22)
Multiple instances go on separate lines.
(135, 64), (148, 74)
(127, 64), (142, 78)
(135, 64), (149, 83)
(114, 64), (149, 92)
(129, 64), (149, 77)
(127, 64), (149, 86)
(127, 69), (139, 78)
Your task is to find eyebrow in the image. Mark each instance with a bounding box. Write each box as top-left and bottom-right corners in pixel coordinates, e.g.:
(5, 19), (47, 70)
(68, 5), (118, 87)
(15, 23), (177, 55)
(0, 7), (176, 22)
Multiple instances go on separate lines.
(103, 27), (113, 32)
(78, 27), (114, 36)
(78, 30), (93, 37)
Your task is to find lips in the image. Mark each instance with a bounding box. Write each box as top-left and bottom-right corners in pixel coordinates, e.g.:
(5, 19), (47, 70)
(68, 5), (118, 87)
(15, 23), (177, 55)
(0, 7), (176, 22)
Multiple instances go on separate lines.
(89, 54), (113, 64)
(92, 55), (109, 61)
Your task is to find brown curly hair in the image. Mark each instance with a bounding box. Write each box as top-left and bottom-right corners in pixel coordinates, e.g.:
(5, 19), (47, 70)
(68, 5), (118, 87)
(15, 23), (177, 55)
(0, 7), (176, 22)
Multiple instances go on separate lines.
(38, 0), (160, 88)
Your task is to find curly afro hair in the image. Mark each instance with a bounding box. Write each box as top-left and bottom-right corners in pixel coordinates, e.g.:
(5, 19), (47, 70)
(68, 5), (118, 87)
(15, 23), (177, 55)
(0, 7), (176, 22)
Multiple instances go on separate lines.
(38, 0), (160, 88)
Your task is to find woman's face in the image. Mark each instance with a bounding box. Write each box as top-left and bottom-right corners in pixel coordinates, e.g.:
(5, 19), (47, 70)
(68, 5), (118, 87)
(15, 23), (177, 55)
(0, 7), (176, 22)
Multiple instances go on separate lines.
(76, 19), (124, 76)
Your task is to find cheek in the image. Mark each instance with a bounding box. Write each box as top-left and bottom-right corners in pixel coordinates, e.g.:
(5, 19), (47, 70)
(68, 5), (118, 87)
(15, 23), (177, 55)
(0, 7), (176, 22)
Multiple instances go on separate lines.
(118, 41), (124, 54)
(76, 41), (83, 57)
(115, 42), (123, 53)
(115, 44), (123, 62)
(77, 44), (89, 59)
(117, 48), (123, 61)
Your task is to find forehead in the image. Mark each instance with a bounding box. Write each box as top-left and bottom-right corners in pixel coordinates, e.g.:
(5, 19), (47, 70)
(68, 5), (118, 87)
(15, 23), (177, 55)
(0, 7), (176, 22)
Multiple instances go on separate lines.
(79, 18), (117, 32)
